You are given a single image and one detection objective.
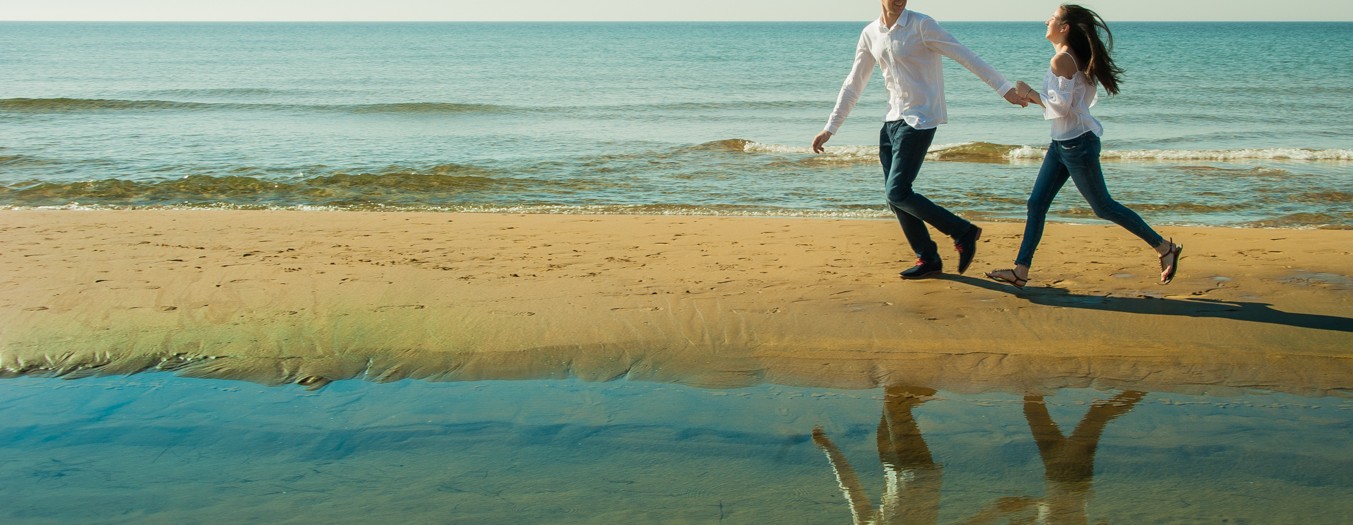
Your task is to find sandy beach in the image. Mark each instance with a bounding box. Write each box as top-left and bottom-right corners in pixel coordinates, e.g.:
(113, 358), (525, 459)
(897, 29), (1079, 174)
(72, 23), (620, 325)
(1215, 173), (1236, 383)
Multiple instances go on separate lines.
(2, 209), (1350, 395)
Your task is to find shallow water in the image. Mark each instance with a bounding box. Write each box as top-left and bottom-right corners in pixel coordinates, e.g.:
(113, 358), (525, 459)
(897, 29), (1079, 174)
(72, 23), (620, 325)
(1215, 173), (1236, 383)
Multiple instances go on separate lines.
(2, 375), (1349, 524)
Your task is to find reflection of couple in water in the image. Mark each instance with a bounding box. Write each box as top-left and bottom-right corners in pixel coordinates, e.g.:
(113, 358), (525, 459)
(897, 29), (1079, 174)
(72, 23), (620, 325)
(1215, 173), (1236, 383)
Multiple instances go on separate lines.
(813, 385), (1145, 524)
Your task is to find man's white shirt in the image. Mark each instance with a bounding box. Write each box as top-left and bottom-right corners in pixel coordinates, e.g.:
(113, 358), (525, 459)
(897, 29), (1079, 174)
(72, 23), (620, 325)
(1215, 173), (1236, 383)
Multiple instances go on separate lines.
(825, 10), (1014, 134)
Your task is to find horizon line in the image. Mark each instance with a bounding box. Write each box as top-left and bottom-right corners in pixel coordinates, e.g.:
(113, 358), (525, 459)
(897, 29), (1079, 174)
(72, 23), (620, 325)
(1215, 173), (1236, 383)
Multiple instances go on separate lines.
(2, 19), (1349, 23)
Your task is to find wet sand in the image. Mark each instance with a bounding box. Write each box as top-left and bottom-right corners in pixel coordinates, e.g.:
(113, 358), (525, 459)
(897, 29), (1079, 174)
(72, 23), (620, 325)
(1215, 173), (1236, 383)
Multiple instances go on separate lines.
(2, 209), (1350, 395)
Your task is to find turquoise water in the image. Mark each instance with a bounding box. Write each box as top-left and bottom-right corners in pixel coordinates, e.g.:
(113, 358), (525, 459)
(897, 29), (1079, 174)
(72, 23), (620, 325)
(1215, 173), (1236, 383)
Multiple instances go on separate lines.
(1, 22), (1351, 227)
(1, 375), (1350, 524)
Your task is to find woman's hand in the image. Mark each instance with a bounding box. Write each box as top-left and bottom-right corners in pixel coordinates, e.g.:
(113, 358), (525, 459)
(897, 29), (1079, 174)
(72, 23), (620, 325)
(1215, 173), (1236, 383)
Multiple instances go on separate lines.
(1016, 80), (1044, 107)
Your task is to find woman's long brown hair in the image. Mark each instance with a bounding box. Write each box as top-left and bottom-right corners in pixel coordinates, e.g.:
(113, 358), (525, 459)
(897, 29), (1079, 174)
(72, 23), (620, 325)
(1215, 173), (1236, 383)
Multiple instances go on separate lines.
(1060, 4), (1124, 95)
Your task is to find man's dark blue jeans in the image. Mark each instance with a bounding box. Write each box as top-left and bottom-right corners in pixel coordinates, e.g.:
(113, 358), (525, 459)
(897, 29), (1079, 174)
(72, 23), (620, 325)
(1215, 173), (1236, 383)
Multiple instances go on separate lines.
(880, 120), (975, 262)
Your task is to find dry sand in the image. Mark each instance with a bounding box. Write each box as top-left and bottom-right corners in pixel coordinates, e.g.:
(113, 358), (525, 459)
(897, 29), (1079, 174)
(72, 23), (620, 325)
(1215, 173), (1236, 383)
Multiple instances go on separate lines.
(2, 209), (1350, 395)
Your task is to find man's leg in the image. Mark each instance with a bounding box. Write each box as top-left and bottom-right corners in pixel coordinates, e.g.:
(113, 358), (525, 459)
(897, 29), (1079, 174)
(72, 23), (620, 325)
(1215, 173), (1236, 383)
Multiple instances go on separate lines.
(881, 122), (941, 262)
(883, 122), (980, 272)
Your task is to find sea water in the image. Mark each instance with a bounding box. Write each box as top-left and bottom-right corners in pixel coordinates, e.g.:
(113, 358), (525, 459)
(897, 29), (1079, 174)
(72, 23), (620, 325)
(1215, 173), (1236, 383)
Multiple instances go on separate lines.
(1, 21), (1351, 227)
(0, 375), (1350, 524)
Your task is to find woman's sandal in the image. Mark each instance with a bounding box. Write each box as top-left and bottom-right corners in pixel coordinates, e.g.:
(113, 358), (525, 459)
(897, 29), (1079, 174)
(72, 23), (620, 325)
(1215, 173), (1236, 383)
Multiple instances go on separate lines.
(985, 269), (1028, 289)
(1159, 240), (1183, 284)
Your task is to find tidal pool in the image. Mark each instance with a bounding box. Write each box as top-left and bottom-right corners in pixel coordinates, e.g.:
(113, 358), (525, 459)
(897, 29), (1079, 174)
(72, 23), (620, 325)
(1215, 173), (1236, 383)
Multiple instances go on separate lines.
(1, 375), (1349, 524)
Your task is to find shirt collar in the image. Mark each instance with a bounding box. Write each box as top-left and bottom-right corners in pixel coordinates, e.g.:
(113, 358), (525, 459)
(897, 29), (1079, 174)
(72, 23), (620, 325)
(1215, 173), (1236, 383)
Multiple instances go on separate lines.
(878, 10), (910, 31)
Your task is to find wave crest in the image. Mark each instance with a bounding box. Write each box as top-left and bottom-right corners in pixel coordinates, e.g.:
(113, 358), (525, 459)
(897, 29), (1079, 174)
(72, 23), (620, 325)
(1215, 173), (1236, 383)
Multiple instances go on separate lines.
(1104, 148), (1353, 162)
(692, 138), (1353, 164)
(689, 138), (756, 152)
(343, 102), (508, 114)
(0, 98), (219, 112)
(1, 165), (529, 207)
(927, 142), (1025, 163)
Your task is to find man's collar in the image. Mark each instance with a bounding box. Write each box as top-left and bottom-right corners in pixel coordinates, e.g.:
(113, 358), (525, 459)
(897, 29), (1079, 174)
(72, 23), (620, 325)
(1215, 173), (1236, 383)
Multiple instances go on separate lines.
(878, 10), (910, 30)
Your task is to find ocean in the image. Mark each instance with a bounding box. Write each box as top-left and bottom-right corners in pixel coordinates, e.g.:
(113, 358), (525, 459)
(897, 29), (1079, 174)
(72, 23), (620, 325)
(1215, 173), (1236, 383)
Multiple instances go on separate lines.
(2, 21), (1351, 227)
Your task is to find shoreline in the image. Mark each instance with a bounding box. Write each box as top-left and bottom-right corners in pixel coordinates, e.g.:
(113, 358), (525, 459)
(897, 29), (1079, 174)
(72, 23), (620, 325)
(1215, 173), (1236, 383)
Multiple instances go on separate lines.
(2, 209), (1350, 395)
(8, 205), (1352, 232)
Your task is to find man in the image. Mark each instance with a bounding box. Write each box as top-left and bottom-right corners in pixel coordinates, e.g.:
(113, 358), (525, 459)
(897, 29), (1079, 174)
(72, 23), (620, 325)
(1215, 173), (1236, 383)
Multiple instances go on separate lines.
(812, 0), (1027, 279)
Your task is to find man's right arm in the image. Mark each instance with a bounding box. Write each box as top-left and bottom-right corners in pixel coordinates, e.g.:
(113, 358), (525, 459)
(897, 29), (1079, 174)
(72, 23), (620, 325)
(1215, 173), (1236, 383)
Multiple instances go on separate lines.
(823, 31), (876, 137)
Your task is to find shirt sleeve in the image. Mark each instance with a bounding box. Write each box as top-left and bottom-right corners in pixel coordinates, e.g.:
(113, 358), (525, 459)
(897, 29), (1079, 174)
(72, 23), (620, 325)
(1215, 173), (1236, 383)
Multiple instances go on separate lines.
(1041, 75), (1076, 120)
(824, 31), (876, 135)
(919, 17), (1013, 96)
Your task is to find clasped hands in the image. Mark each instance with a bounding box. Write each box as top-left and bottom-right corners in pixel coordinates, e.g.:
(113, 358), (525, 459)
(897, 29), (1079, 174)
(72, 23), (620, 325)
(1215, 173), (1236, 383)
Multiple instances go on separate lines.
(1005, 80), (1044, 108)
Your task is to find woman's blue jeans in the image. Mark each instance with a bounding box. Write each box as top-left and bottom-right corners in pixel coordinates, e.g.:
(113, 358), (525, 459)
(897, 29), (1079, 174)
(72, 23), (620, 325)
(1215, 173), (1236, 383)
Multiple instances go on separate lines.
(1016, 132), (1165, 267)
(880, 121), (975, 261)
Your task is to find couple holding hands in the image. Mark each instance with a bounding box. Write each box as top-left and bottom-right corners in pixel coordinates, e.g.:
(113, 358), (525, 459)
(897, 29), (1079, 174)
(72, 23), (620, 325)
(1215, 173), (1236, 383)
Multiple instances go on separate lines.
(812, 1), (1182, 288)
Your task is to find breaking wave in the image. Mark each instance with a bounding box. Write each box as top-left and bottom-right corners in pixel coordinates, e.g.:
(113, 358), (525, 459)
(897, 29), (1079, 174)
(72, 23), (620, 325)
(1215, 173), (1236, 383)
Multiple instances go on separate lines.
(693, 139), (1353, 164)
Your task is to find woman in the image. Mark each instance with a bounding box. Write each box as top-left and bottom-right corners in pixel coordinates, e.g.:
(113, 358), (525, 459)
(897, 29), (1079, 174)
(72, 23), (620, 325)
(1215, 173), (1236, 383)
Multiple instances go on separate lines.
(986, 4), (1181, 289)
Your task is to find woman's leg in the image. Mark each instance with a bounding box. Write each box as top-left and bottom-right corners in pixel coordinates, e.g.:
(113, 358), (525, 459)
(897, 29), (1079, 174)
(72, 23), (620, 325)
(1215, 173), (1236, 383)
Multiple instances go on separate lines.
(1013, 144), (1072, 270)
(1061, 134), (1166, 249)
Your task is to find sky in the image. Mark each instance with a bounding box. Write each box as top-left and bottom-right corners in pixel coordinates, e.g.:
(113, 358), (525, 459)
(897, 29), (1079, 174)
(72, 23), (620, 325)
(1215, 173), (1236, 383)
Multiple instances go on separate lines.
(3, 0), (1350, 22)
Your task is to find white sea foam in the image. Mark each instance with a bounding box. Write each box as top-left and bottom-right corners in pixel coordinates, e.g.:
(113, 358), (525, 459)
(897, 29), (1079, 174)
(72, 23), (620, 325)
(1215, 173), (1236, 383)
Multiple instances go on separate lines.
(1105, 148), (1353, 162)
(736, 140), (1353, 163)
